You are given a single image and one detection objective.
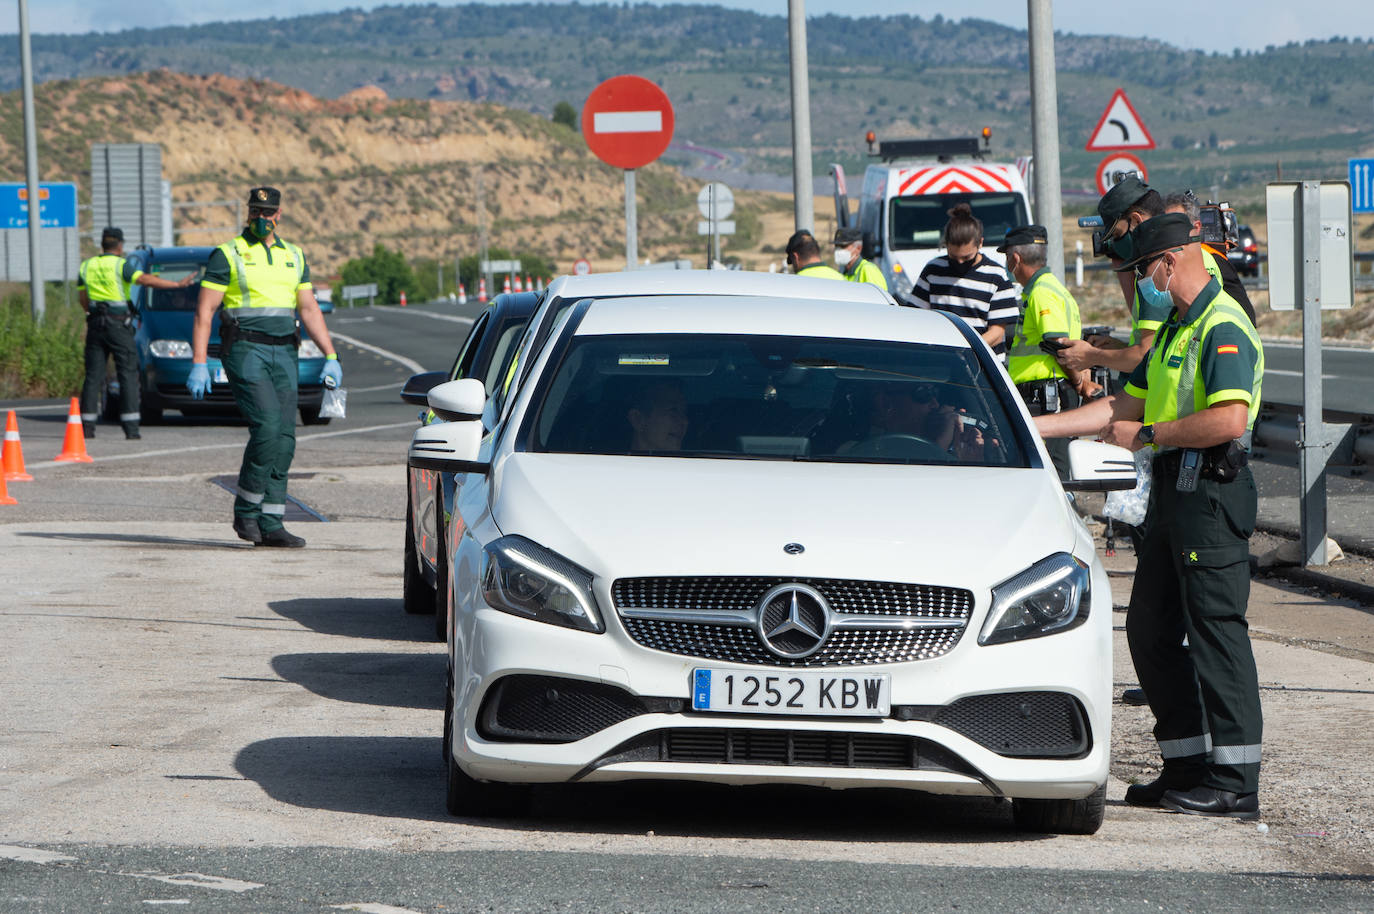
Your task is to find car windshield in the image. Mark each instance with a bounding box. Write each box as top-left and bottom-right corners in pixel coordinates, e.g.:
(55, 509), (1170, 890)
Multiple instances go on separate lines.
(525, 333), (1027, 467)
(889, 192), (1029, 250)
(143, 263), (203, 311)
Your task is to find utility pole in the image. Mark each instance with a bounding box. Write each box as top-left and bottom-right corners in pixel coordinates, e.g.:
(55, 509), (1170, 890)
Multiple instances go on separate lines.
(18, 0), (45, 323)
(787, 0), (814, 233)
(1027, 0), (1065, 279)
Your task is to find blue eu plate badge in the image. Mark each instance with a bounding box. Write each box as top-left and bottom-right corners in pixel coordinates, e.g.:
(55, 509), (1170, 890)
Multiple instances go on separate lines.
(693, 670), (711, 710)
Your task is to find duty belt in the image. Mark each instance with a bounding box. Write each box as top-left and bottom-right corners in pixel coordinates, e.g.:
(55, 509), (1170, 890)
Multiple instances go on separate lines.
(1154, 441), (1249, 483)
(230, 327), (296, 346)
(90, 299), (130, 313)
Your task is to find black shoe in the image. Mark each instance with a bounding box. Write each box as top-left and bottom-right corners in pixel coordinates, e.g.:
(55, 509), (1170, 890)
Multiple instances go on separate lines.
(83, 423), (95, 439)
(1125, 771), (1204, 808)
(123, 425), (141, 440)
(257, 526), (306, 548)
(1161, 786), (1260, 820)
(1121, 688), (1148, 706)
(232, 516), (262, 545)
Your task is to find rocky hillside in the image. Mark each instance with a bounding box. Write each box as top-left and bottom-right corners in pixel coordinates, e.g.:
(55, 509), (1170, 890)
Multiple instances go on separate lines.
(0, 71), (705, 276)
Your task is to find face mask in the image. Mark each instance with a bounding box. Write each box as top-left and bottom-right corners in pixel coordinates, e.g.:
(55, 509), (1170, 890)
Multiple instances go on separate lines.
(1136, 260), (1173, 308)
(834, 248), (853, 268)
(250, 214), (277, 238)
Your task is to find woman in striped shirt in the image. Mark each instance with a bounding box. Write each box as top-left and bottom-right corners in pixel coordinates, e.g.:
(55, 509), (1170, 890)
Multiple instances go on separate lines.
(911, 203), (1020, 362)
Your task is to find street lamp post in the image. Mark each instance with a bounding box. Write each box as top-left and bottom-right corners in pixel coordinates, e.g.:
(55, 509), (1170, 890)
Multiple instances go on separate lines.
(18, 0), (45, 323)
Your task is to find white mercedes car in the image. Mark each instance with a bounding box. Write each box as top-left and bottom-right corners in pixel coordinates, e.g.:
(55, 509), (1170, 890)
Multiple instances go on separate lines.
(409, 276), (1133, 834)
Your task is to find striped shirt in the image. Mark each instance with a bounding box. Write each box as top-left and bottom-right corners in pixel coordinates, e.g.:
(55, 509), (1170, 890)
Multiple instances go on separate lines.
(911, 254), (1020, 359)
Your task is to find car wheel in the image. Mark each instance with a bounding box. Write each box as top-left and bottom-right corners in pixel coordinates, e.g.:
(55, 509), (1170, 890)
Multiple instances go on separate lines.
(299, 404), (331, 426)
(445, 743), (529, 819)
(403, 500), (435, 615)
(1012, 783), (1106, 835)
(433, 509), (449, 642)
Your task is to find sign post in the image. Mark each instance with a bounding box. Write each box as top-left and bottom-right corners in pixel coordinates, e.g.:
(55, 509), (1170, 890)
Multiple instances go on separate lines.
(697, 182), (735, 267)
(582, 75), (675, 271)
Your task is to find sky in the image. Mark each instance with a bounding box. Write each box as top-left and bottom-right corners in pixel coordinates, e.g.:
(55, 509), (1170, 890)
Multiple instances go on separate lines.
(8, 0), (1373, 53)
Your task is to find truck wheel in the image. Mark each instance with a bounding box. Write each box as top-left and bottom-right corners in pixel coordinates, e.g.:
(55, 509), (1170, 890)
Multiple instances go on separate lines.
(1012, 783), (1106, 835)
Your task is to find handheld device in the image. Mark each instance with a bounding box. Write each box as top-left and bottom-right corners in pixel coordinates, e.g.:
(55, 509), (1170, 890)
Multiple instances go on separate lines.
(1176, 448), (1202, 492)
(1039, 337), (1069, 356)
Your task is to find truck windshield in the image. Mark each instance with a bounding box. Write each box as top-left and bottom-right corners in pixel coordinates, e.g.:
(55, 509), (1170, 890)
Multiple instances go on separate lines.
(888, 193), (1029, 250)
(524, 333), (1028, 468)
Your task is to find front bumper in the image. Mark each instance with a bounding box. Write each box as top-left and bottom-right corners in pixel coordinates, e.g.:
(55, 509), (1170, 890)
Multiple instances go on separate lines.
(450, 583), (1111, 800)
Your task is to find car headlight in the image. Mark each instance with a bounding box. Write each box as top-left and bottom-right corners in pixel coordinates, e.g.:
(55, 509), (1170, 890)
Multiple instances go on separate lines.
(481, 536), (603, 633)
(979, 553), (1090, 646)
(299, 339), (324, 358)
(149, 339), (192, 358)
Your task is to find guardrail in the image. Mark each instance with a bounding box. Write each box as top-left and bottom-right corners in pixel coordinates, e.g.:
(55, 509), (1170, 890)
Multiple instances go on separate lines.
(1251, 401), (1374, 472)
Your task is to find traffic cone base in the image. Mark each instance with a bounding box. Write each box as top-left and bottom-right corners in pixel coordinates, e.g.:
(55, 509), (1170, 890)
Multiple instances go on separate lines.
(0, 471), (15, 505)
(3, 410), (32, 481)
(55, 397), (94, 463)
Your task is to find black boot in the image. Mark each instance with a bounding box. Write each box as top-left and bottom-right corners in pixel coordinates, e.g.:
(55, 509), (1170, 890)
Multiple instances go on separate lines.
(1161, 786), (1260, 820)
(232, 516), (262, 545)
(83, 423), (95, 439)
(123, 422), (141, 440)
(258, 526), (306, 548)
(1125, 768), (1205, 808)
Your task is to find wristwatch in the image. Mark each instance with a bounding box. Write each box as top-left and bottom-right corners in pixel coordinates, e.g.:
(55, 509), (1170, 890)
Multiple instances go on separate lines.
(1138, 424), (1155, 445)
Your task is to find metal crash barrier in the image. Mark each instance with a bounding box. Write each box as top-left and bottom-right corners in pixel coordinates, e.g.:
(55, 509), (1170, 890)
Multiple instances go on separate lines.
(1251, 403), (1374, 474)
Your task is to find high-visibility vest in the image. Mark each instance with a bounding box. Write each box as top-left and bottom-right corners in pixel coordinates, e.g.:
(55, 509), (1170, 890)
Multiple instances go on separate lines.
(796, 262), (847, 281)
(1008, 269), (1081, 384)
(846, 258), (889, 291)
(214, 235), (307, 335)
(79, 254), (138, 309)
(1131, 282), (1263, 439)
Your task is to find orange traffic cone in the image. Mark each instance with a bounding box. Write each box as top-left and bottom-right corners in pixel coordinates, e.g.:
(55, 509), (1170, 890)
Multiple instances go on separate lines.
(400, 290), (408, 307)
(3, 410), (32, 481)
(0, 468), (15, 505)
(502, 276), (511, 294)
(54, 397), (93, 463)
(458, 282), (467, 305)
(477, 278), (487, 303)
(524, 275), (532, 292)
(513, 275), (523, 293)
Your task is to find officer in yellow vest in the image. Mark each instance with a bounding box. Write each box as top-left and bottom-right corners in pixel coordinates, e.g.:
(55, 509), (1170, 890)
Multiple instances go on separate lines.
(784, 231), (846, 280)
(188, 187), (342, 548)
(832, 227), (888, 291)
(1036, 214), (1264, 820)
(78, 227), (193, 439)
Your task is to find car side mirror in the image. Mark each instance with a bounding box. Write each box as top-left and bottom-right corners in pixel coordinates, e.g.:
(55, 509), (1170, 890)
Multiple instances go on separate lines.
(407, 418), (487, 475)
(427, 378), (486, 422)
(400, 370), (450, 406)
(1061, 439), (1137, 491)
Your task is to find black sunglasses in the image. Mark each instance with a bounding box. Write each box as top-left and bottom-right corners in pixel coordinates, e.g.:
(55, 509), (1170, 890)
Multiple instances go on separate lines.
(1134, 248), (1181, 277)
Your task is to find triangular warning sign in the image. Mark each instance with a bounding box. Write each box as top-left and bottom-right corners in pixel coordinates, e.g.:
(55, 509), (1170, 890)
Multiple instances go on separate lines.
(1085, 89), (1155, 152)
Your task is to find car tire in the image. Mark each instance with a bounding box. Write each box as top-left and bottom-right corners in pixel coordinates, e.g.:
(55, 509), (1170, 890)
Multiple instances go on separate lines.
(445, 734), (529, 818)
(1012, 783), (1106, 835)
(433, 509), (449, 643)
(299, 404), (330, 426)
(403, 500), (435, 615)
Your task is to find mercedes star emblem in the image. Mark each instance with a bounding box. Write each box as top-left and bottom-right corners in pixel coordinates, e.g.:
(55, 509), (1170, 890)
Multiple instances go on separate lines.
(755, 583), (831, 659)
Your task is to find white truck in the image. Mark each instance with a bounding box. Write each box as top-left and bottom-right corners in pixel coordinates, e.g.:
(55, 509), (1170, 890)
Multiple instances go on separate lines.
(831, 133), (1033, 305)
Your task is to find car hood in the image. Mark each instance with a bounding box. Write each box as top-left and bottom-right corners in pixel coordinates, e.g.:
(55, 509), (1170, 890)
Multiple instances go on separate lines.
(491, 454), (1076, 592)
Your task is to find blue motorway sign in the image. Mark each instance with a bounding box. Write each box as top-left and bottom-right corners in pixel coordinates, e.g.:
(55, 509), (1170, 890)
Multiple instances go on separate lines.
(0, 182), (78, 229)
(1351, 158), (1374, 214)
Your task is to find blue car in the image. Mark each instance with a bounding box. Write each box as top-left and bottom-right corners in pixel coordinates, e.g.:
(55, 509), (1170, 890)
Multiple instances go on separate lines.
(109, 245), (333, 424)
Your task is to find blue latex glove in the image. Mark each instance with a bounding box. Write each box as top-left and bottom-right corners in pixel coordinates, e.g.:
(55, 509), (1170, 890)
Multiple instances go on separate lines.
(187, 363), (212, 399)
(320, 358), (343, 389)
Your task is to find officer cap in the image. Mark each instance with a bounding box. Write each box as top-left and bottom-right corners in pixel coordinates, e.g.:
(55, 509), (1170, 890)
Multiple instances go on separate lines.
(1113, 212), (1198, 272)
(996, 224), (1047, 253)
(100, 227), (123, 243)
(833, 226), (864, 246)
(785, 229), (816, 257)
(1097, 174), (1150, 227)
(247, 186), (282, 210)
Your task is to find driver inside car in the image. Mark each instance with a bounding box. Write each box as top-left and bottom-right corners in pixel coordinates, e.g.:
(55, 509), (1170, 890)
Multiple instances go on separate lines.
(626, 379), (689, 453)
(845, 382), (985, 462)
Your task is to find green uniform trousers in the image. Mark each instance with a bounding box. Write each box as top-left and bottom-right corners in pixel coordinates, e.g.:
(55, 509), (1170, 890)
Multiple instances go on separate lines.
(223, 340), (298, 533)
(1126, 459), (1262, 794)
(80, 312), (140, 426)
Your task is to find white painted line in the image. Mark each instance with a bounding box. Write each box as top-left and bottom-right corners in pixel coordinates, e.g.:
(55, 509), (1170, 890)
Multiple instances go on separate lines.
(1265, 369), (1336, 378)
(0, 845), (77, 864)
(122, 872), (264, 893)
(143, 901), (191, 906)
(594, 110), (663, 134)
(378, 308), (476, 327)
(332, 904), (428, 914)
(25, 421), (417, 470)
(331, 331), (425, 374)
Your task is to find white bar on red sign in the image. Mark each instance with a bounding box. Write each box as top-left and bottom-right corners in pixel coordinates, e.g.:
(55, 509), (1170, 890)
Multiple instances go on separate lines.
(593, 111), (663, 134)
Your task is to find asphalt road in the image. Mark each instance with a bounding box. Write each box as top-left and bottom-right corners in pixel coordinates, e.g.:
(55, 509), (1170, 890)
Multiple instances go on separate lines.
(2, 299), (1373, 912)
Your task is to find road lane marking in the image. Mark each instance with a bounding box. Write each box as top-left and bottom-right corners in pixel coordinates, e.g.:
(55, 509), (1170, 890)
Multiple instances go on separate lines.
(0, 845), (77, 864)
(331, 331), (425, 374)
(121, 872), (264, 893)
(375, 307), (476, 326)
(332, 904), (428, 914)
(24, 421), (416, 470)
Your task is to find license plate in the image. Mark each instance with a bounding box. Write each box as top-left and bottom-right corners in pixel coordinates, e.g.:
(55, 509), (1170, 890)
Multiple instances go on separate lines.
(691, 668), (891, 717)
(213, 367), (228, 384)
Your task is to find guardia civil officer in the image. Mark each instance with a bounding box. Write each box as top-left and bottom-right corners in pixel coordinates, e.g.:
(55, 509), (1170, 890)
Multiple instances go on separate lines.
(1036, 213), (1264, 819)
(999, 225), (1097, 475)
(78, 227), (193, 439)
(784, 230), (846, 280)
(187, 187), (343, 548)
(832, 226), (888, 290)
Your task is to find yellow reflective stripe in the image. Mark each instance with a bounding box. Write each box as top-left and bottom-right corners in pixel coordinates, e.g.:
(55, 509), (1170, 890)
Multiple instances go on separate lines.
(226, 242), (253, 310)
(1205, 387), (1254, 407)
(201, 280), (229, 292)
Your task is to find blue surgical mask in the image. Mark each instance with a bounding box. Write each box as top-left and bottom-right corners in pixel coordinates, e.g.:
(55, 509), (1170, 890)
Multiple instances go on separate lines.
(1136, 274), (1172, 311)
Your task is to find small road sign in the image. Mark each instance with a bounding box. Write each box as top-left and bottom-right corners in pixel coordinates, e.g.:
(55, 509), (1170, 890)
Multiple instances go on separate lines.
(698, 220), (736, 235)
(582, 75), (675, 170)
(0, 182), (78, 229)
(697, 183), (734, 220)
(572, 258), (592, 276)
(1096, 153), (1148, 196)
(480, 259), (520, 273)
(1350, 158), (1374, 213)
(1086, 89), (1155, 152)
(342, 282), (378, 302)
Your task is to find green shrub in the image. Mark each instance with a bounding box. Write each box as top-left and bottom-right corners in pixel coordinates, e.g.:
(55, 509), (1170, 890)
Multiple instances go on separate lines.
(0, 290), (85, 399)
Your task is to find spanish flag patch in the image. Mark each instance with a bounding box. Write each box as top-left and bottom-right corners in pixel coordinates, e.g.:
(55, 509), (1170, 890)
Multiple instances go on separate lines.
(1216, 344), (1240, 355)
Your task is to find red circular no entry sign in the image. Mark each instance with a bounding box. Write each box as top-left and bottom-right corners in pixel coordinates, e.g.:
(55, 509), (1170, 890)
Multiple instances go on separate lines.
(581, 75), (675, 170)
